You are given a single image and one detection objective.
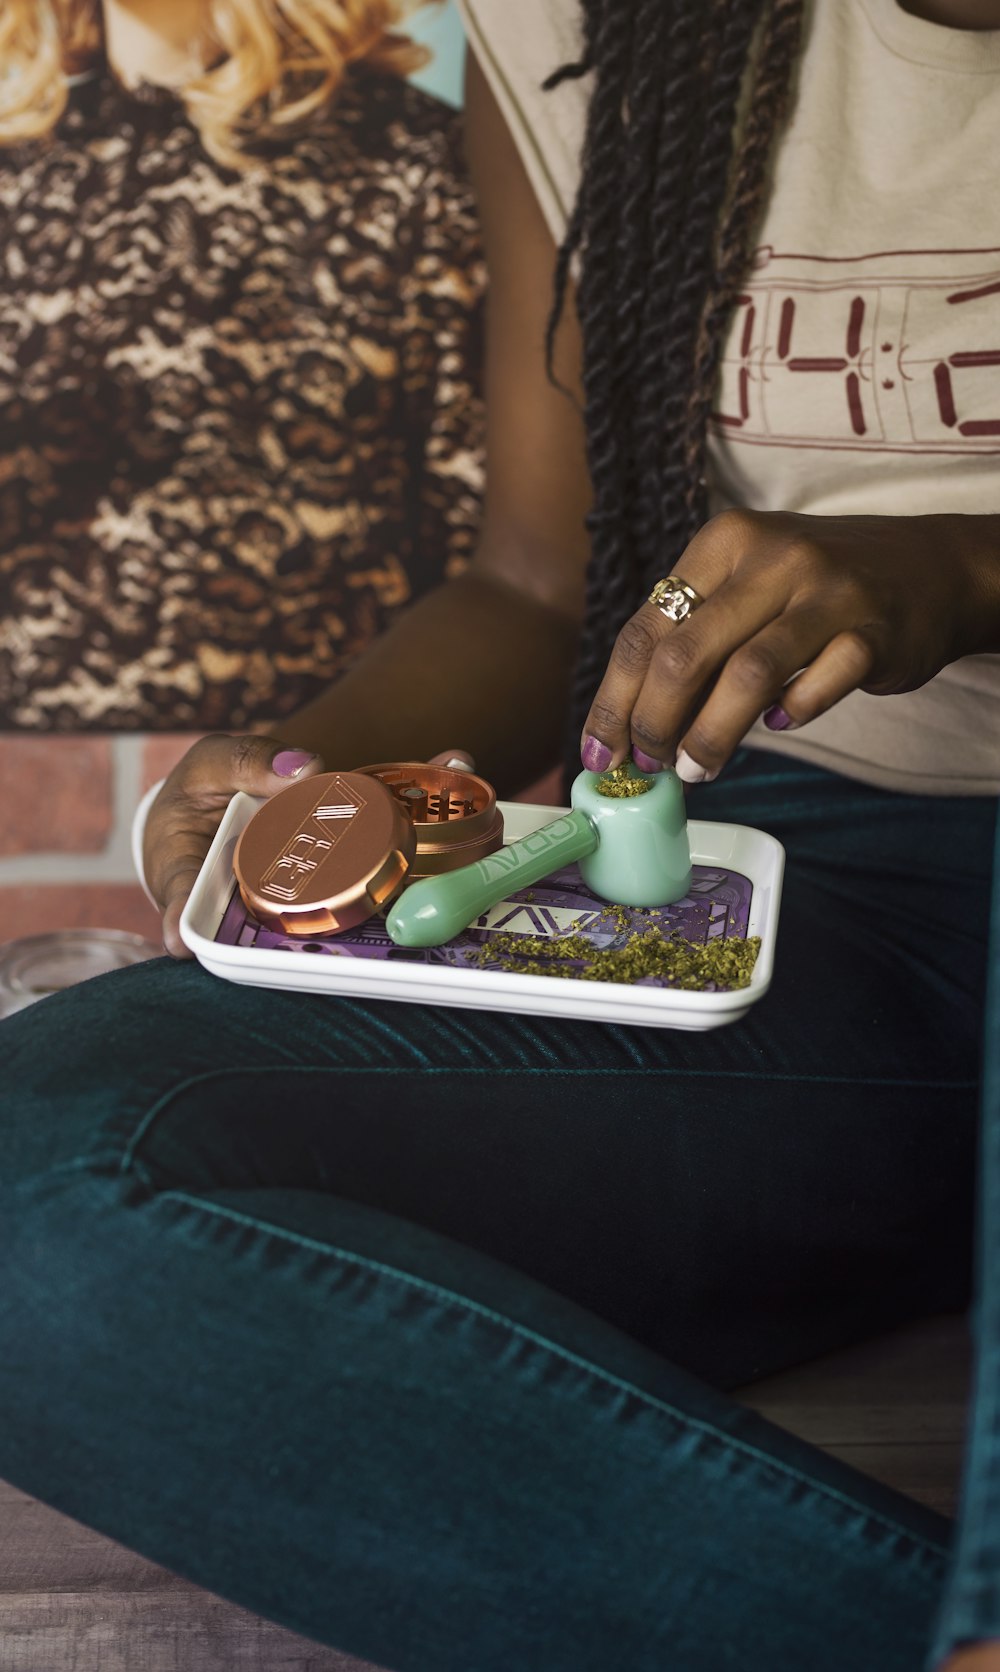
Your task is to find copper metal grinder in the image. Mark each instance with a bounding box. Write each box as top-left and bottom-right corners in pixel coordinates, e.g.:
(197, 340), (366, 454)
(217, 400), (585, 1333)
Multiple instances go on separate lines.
(233, 763), (504, 937)
(355, 762), (503, 878)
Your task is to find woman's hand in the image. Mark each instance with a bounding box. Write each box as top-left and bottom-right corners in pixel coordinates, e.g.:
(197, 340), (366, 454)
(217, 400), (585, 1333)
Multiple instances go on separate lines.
(581, 509), (1000, 783)
(144, 735), (326, 959)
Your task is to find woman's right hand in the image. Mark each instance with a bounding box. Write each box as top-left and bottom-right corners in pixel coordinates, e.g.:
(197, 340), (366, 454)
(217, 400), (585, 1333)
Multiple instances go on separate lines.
(144, 735), (324, 959)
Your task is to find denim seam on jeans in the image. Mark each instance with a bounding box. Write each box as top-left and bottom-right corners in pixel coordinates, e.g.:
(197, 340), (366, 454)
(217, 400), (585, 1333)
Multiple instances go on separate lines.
(124, 1173), (949, 1564)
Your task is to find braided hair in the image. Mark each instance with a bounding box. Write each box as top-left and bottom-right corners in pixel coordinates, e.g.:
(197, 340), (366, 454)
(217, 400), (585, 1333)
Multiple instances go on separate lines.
(547, 0), (805, 766)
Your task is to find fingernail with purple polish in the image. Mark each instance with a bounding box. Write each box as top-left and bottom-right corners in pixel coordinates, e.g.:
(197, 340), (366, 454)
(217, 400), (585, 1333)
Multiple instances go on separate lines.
(272, 749), (317, 778)
(632, 749), (663, 774)
(763, 706), (794, 733)
(582, 735), (613, 773)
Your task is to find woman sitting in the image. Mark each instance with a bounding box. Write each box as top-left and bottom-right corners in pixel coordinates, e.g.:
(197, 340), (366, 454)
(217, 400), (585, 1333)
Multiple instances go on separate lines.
(3, 2), (1000, 1670)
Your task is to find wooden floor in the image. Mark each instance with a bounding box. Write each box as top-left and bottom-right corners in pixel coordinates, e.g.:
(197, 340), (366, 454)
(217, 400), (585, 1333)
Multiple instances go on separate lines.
(741, 1312), (970, 1520)
(0, 1315), (971, 1672)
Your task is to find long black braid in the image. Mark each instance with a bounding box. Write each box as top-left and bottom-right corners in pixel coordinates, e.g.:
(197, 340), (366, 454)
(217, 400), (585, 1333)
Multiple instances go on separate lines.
(548, 0), (805, 776)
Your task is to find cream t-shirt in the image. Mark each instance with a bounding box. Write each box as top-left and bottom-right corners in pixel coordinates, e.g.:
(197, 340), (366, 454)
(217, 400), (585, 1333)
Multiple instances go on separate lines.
(459, 0), (1000, 796)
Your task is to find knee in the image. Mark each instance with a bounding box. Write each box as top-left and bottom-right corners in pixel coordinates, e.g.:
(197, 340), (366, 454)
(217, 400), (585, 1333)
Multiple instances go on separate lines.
(0, 958), (228, 1190)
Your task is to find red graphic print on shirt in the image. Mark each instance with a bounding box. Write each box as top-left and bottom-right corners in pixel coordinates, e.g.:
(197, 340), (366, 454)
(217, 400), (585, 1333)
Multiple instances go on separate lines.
(711, 246), (1000, 455)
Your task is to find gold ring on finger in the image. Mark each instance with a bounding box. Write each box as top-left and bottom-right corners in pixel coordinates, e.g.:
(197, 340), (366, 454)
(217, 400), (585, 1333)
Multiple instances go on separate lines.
(648, 575), (705, 625)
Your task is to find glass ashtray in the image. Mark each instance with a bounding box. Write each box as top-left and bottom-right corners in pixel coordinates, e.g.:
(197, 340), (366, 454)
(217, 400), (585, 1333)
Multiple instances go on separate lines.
(0, 929), (161, 1020)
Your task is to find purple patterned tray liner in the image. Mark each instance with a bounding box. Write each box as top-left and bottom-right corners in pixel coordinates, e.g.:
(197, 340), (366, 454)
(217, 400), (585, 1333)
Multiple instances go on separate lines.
(215, 863), (754, 990)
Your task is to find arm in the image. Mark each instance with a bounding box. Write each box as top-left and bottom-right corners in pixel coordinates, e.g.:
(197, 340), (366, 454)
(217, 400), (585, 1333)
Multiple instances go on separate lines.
(284, 49), (592, 797)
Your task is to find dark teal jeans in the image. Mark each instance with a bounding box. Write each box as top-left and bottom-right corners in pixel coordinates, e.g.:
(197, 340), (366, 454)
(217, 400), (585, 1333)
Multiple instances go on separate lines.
(0, 751), (996, 1672)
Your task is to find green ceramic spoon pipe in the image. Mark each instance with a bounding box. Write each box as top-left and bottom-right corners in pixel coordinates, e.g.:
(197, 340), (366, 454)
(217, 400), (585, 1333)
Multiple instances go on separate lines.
(386, 767), (691, 949)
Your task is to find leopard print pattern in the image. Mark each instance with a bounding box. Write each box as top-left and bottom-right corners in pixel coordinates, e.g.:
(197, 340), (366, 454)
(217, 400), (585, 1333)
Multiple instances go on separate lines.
(0, 67), (486, 732)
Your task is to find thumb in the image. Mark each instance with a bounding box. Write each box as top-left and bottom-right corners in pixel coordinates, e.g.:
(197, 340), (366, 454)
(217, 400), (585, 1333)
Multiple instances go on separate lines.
(175, 735), (326, 804)
(260, 744), (326, 794)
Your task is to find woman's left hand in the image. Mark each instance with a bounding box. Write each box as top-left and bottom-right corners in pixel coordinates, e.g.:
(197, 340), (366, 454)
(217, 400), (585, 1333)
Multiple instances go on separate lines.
(581, 509), (1000, 783)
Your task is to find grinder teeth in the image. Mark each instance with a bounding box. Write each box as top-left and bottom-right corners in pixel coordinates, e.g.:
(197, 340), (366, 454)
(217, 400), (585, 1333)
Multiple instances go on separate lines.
(390, 780), (477, 823)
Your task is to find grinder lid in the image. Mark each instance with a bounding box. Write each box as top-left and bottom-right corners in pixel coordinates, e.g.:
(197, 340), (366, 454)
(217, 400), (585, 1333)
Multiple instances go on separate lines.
(234, 771), (416, 937)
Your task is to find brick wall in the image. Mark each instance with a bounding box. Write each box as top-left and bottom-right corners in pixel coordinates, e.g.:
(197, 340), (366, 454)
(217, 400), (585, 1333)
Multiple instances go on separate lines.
(0, 737), (562, 951)
(0, 734), (201, 947)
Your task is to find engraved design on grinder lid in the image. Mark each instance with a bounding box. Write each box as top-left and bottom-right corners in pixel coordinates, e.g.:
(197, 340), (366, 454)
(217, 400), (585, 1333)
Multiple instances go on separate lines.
(234, 771), (416, 936)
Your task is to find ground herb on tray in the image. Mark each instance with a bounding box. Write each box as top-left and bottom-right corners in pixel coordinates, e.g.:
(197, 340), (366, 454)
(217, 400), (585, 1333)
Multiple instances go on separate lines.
(475, 926), (761, 990)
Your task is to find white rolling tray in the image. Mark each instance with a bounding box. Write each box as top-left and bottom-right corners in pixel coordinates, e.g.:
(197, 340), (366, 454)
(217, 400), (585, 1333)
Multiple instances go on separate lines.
(182, 794), (785, 1032)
